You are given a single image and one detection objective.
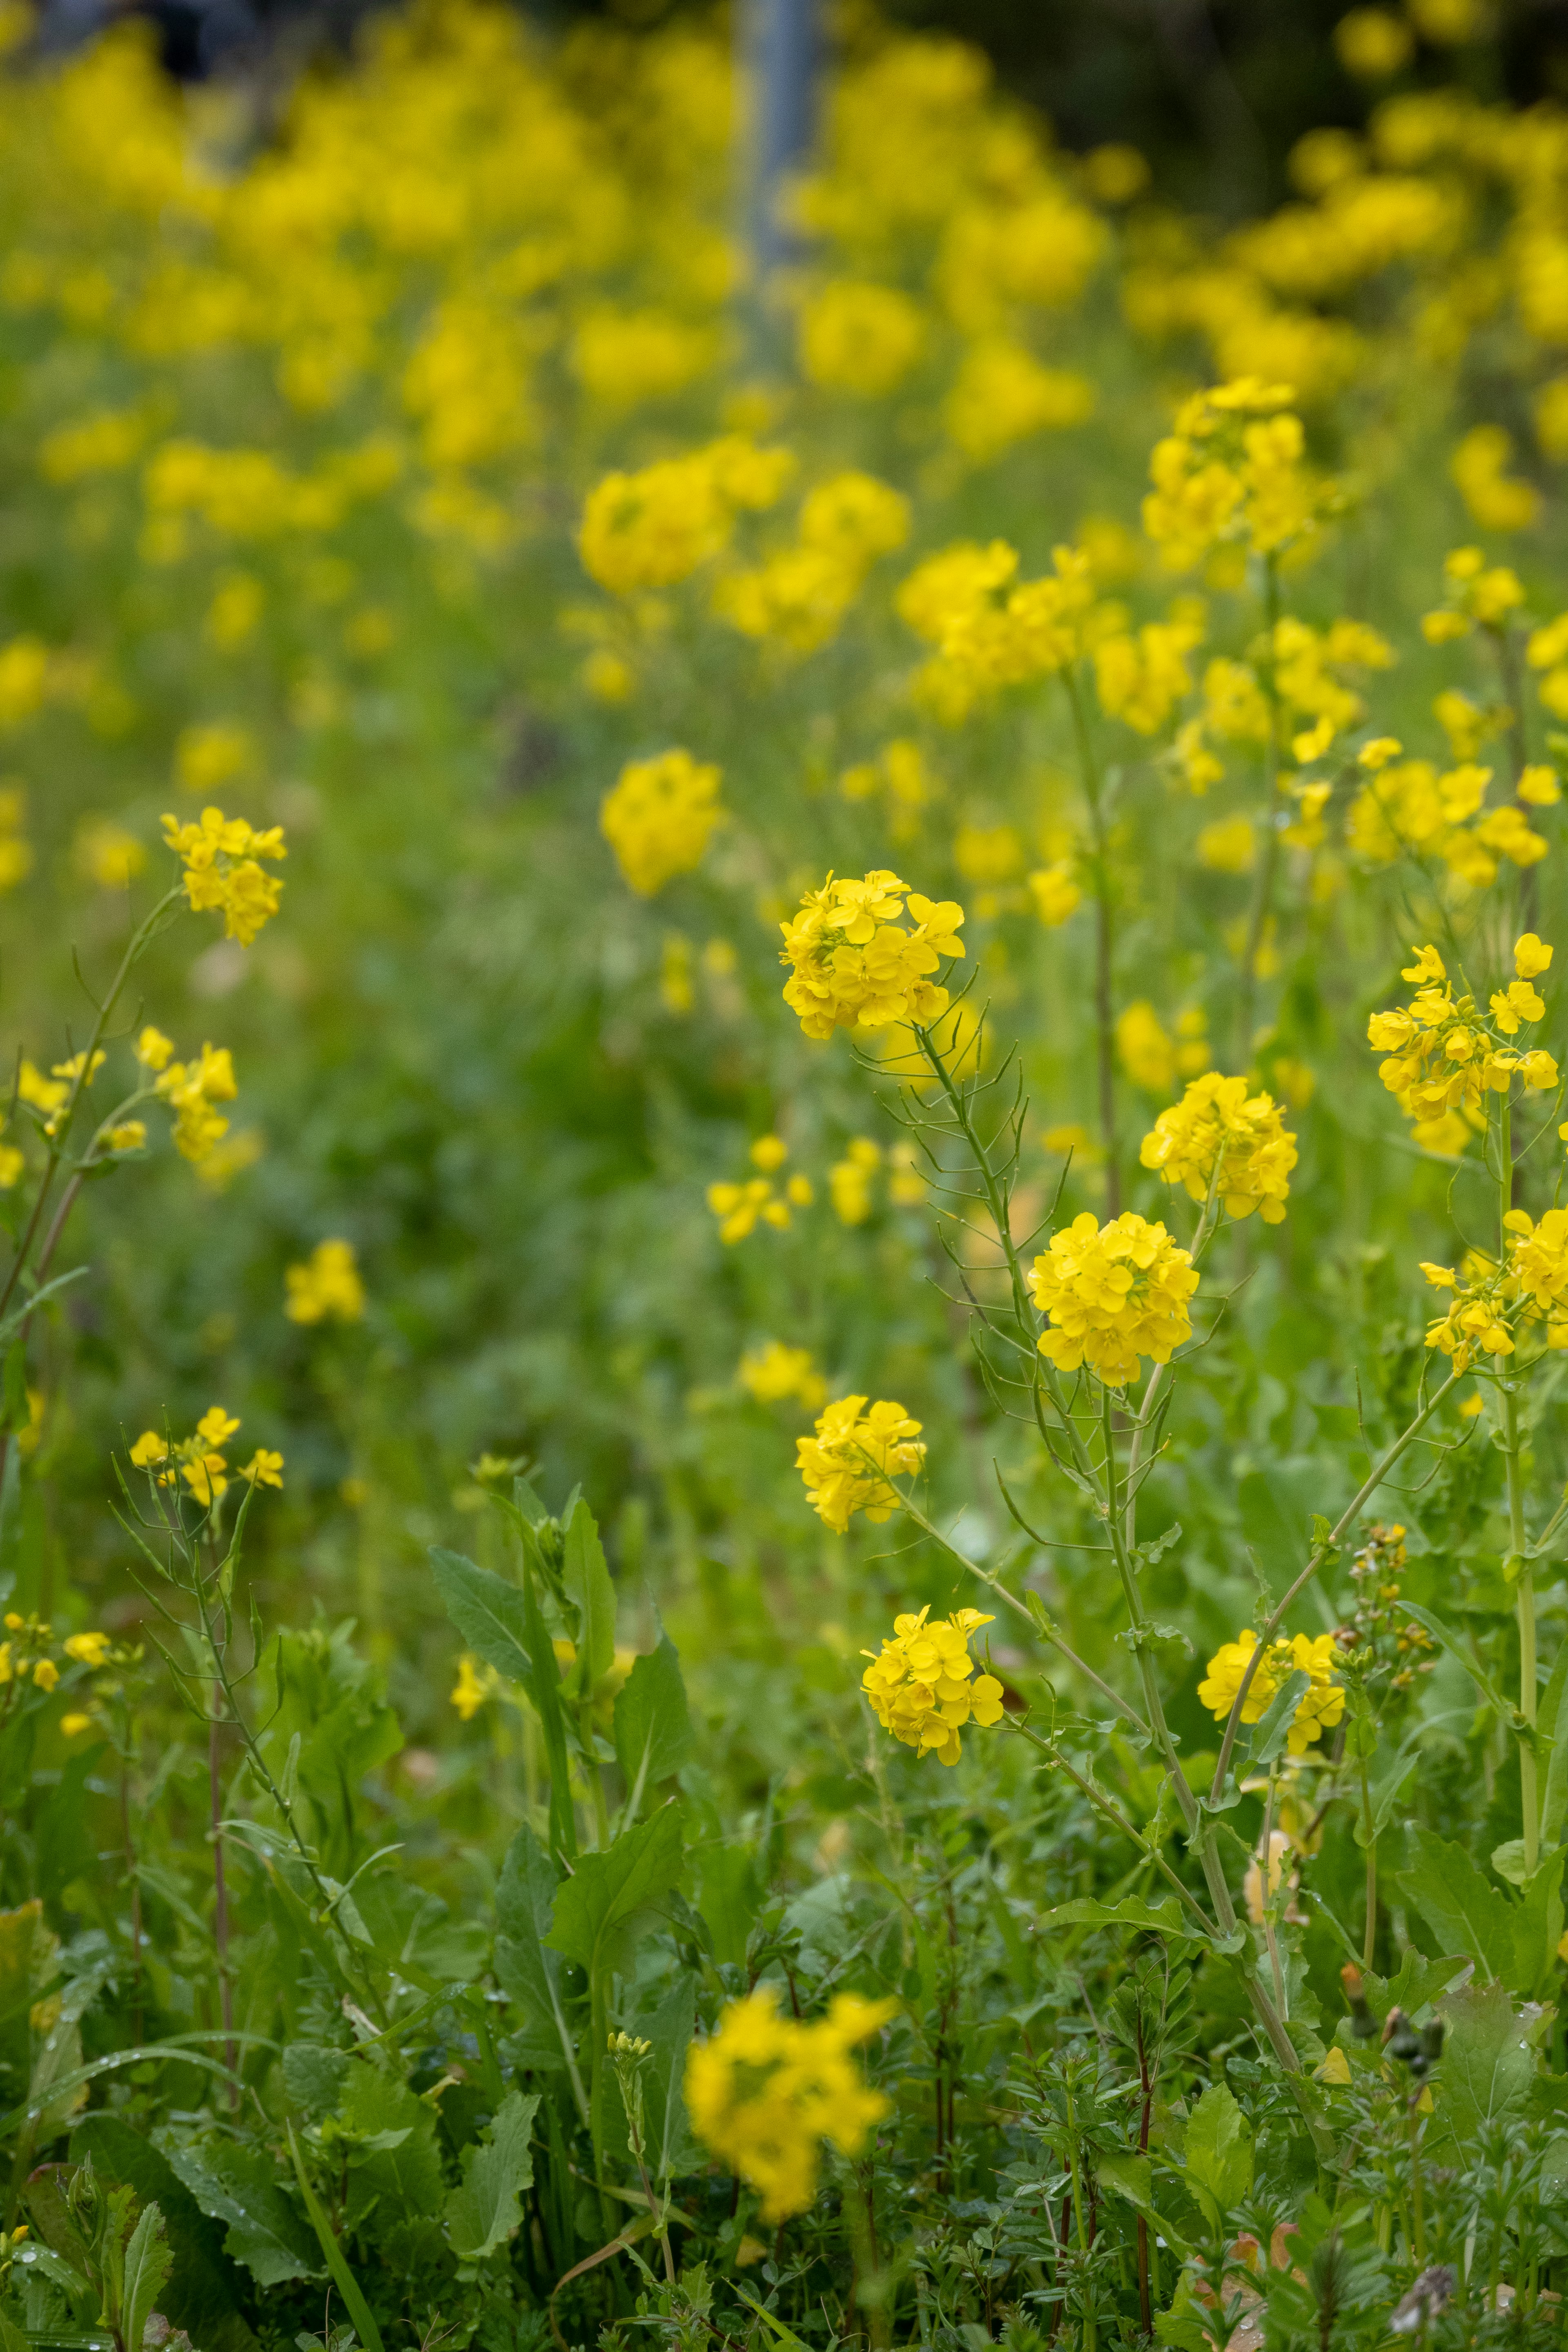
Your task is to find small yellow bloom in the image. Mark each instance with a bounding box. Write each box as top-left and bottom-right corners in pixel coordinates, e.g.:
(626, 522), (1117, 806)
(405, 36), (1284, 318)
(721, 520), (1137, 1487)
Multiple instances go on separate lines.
(450, 1654), (498, 1721)
(241, 1449), (285, 1489)
(750, 1134), (788, 1172)
(62, 1632), (110, 1668)
(128, 1431), (168, 1468)
(1516, 933), (1555, 980)
(60, 1713), (93, 1737)
(285, 1238), (365, 1326)
(31, 1660), (58, 1693)
(797, 1396), (925, 1532)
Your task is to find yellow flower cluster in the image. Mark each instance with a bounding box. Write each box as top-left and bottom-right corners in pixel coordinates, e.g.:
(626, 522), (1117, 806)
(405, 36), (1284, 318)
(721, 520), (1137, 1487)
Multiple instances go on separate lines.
(579, 436), (795, 596)
(1139, 1072), (1298, 1223)
(942, 341), (1095, 463)
(738, 1342), (826, 1410)
(1093, 615), (1203, 735)
(1142, 379), (1334, 572)
(1421, 545), (1526, 644)
(713, 471), (909, 655)
(1173, 615), (1393, 792)
(129, 1407), (283, 1506)
(707, 1134), (813, 1243)
(898, 540), (1098, 723)
(795, 1395), (925, 1532)
(860, 1605), (1005, 1766)
(685, 1986), (894, 2222)
(779, 871), (964, 1040)
(1423, 1206), (1568, 1365)
(285, 1238), (366, 1325)
(450, 1653), (503, 1721)
(1346, 745), (1548, 884)
(1028, 1212), (1199, 1387)
(1197, 1629), (1345, 1753)
(134, 1027), (238, 1165)
(600, 750), (724, 898)
(1452, 424), (1539, 533)
(1367, 937), (1557, 1155)
(160, 808), (286, 947)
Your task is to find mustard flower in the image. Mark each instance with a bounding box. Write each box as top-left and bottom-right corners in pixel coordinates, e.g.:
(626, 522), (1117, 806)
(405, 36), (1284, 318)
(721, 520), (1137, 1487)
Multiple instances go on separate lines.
(1197, 1628), (1345, 1753)
(1028, 1212), (1198, 1387)
(450, 1654), (500, 1722)
(62, 1631), (111, 1670)
(779, 871), (964, 1040)
(796, 1395), (925, 1531)
(738, 1342), (826, 1409)
(600, 749), (724, 897)
(1140, 1072), (1298, 1224)
(707, 1177), (791, 1243)
(284, 1238), (366, 1325)
(1368, 937), (1557, 1155)
(161, 807), (286, 947)
(860, 1605), (1005, 1765)
(154, 1042), (238, 1164)
(685, 1986), (894, 2221)
(578, 437), (794, 595)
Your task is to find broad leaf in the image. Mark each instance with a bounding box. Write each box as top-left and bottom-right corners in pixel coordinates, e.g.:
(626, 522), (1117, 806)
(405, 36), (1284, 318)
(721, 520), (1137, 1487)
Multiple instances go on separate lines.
(339, 2062), (445, 2232)
(1183, 2082), (1253, 2224)
(563, 1498), (617, 1696)
(546, 1804), (685, 1983)
(1427, 1977), (1539, 2165)
(1247, 1670), (1309, 1770)
(120, 2203), (174, 2352)
(443, 2089), (540, 2261)
(171, 2140), (322, 2287)
(641, 1976), (698, 2182)
(495, 1828), (588, 2102)
(613, 1624), (694, 1806)
(72, 2113), (257, 2352)
(1035, 1895), (1211, 1942)
(1541, 1642), (1568, 1847)
(430, 1547), (530, 1687)
(1396, 1829), (1515, 1984)
(1514, 1852), (1564, 1999)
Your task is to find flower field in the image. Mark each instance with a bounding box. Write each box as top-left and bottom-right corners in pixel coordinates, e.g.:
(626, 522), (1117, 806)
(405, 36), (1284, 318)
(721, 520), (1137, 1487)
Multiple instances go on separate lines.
(4, 0), (1568, 2343)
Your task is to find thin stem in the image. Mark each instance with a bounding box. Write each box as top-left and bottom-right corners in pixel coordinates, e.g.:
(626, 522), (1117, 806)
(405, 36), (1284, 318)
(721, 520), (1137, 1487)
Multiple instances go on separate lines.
(1359, 1747), (1377, 1972)
(209, 1712), (236, 2105)
(1209, 1369), (1463, 1803)
(1008, 1719), (1213, 1930)
(1496, 1090), (1538, 1876)
(1260, 1768), (1286, 2021)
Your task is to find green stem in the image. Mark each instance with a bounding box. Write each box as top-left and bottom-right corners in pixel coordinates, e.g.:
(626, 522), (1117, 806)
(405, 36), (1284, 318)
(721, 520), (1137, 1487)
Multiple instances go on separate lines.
(1408, 2101), (1426, 2265)
(1360, 1751), (1377, 1971)
(1497, 1091), (1538, 1876)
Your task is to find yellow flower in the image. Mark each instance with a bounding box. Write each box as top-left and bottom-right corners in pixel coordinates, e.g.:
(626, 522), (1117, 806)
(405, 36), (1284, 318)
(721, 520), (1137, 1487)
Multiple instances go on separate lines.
(196, 1407), (240, 1448)
(1028, 862), (1081, 926)
(154, 1043), (238, 1165)
(780, 871), (964, 1041)
(161, 806), (286, 946)
(829, 1138), (881, 1225)
(285, 1238), (365, 1325)
(707, 1178), (790, 1243)
(860, 1604), (1005, 1766)
(62, 1631), (110, 1668)
(799, 280), (925, 396)
(135, 1026), (175, 1071)
(1516, 933), (1555, 979)
(1197, 1629), (1344, 1753)
(1028, 1212), (1198, 1388)
(75, 819), (147, 890)
(128, 1431), (168, 1469)
(450, 1654), (499, 1721)
(685, 1987), (894, 2222)
(60, 1714), (93, 1737)
(1140, 1072), (1298, 1224)
(796, 1396), (925, 1532)
(601, 750), (723, 897)
(738, 1342), (826, 1410)
(241, 1449), (285, 1489)
(579, 437), (793, 596)
(1116, 1001), (1176, 1093)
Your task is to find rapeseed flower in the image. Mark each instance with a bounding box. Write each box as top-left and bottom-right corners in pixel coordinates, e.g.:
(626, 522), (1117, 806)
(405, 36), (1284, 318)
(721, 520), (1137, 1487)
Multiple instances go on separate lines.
(161, 808), (286, 947)
(1029, 1212), (1198, 1386)
(1140, 1072), (1298, 1223)
(154, 1043), (238, 1165)
(1198, 1629), (1345, 1753)
(685, 1986), (894, 2221)
(796, 1395), (925, 1531)
(1368, 938), (1558, 1155)
(600, 749), (723, 896)
(860, 1605), (1005, 1764)
(284, 1238), (366, 1325)
(779, 871), (964, 1040)
(738, 1342), (826, 1409)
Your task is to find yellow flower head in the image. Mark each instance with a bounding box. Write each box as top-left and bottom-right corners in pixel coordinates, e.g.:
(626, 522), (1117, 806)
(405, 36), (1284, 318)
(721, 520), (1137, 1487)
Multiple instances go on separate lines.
(1028, 1212), (1198, 1388)
(285, 1238), (366, 1326)
(160, 807), (286, 947)
(738, 1341), (826, 1410)
(450, 1653), (500, 1721)
(1140, 1072), (1298, 1224)
(128, 1431), (168, 1470)
(796, 1396), (925, 1532)
(860, 1605), (1005, 1766)
(685, 1986), (894, 2222)
(1197, 1629), (1345, 1753)
(780, 871), (964, 1041)
(600, 750), (723, 898)
(62, 1631), (111, 1669)
(1516, 933), (1555, 980)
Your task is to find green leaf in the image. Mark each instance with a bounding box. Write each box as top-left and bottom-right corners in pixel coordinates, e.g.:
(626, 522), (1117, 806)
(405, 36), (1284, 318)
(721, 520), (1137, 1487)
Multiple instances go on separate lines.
(1096, 2149), (1194, 2260)
(71, 2113), (257, 2352)
(563, 1497), (616, 1696)
(339, 2062), (445, 2232)
(1354, 1724), (1422, 1848)
(641, 1975), (698, 2183)
(170, 2140), (323, 2288)
(1513, 1852), (1564, 2000)
(286, 2121), (385, 2352)
(494, 1826), (587, 2108)
(1426, 1977), (1538, 2165)
(612, 1623), (694, 1808)
(1247, 1670), (1309, 1769)
(443, 2088), (541, 2261)
(1033, 1895), (1210, 1942)
(1539, 1640), (1568, 1847)
(545, 1804), (685, 1982)
(1395, 1828), (1516, 1984)
(1399, 1601), (1514, 1718)
(350, 1873), (486, 1991)
(120, 2203), (173, 2352)
(430, 1546), (530, 1686)
(1183, 2082), (1253, 2225)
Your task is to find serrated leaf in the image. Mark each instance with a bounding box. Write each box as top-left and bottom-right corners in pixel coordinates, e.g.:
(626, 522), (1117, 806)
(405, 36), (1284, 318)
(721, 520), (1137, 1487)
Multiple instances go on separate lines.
(1033, 1895), (1210, 1942)
(430, 1547), (530, 1687)
(443, 2089), (540, 2261)
(1395, 1828), (1515, 1985)
(1247, 1669), (1309, 1769)
(339, 2062), (444, 2231)
(563, 1498), (616, 1695)
(120, 2202), (174, 2352)
(1183, 2081), (1253, 2225)
(1427, 1977), (1538, 2166)
(170, 2141), (322, 2287)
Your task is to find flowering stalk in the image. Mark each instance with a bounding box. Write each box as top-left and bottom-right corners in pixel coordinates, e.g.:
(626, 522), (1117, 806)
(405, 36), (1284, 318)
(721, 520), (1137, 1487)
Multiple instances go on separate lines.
(1493, 1087), (1539, 1875)
(1063, 670), (1120, 1213)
